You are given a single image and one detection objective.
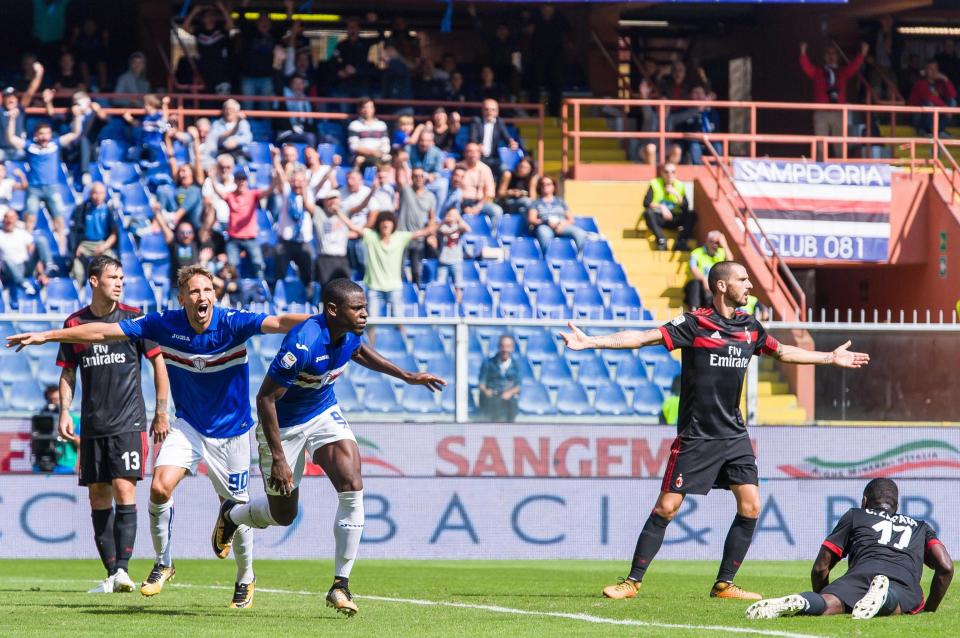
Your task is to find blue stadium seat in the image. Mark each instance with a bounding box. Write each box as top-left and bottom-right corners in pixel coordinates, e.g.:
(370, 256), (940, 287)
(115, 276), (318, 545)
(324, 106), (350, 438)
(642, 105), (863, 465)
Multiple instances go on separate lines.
(596, 262), (628, 293)
(121, 251), (146, 279)
(97, 139), (129, 169)
(247, 350), (267, 380)
(118, 230), (137, 256)
(538, 356), (573, 389)
(440, 380), (470, 413)
(581, 240), (615, 270)
(349, 360), (382, 389)
(411, 330), (446, 364)
(468, 352), (484, 385)
(317, 143), (338, 165)
(44, 278), (80, 314)
(633, 382), (664, 417)
(558, 261), (591, 294)
(462, 233), (496, 259)
(518, 260), (553, 292)
(497, 214), (526, 242)
(574, 216), (600, 233)
(139, 232), (170, 266)
(534, 284), (570, 319)
(615, 357), (650, 390)
(423, 282), (457, 317)
(336, 379), (361, 412)
(460, 283), (494, 317)
(555, 381), (595, 416)
(0, 354), (32, 384)
(258, 332), (285, 361)
(274, 278), (309, 312)
(401, 385), (441, 414)
(463, 213), (492, 236)
(467, 330), (483, 355)
(518, 379), (554, 416)
(574, 353), (610, 389)
(238, 279), (273, 313)
(652, 358), (681, 389)
(523, 329), (557, 364)
(362, 378), (400, 413)
(497, 284), (533, 318)
(396, 283), (421, 316)
(106, 162), (141, 188)
(545, 237), (578, 269)
(508, 235), (542, 269)
(484, 261), (517, 291)
(610, 286), (645, 320)
(594, 383), (631, 416)
(571, 286), (608, 320)
(388, 354), (420, 390)
(13, 285), (46, 313)
(7, 378), (46, 411)
(638, 345), (672, 367)
(497, 147), (523, 172)
(600, 348), (637, 371)
(371, 327), (407, 359)
(247, 141), (273, 164)
(123, 276), (157, 313)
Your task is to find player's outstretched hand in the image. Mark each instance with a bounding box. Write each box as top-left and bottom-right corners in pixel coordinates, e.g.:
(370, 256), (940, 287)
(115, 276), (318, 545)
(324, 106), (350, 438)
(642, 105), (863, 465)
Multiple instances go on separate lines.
(269, 459), (296, 497)
(5, 332), (47, 351)
(150, 411), (170, 445)
(559, 322), (592, 351)
(407, 371), (446, 392)
(831, 340), (870, 368)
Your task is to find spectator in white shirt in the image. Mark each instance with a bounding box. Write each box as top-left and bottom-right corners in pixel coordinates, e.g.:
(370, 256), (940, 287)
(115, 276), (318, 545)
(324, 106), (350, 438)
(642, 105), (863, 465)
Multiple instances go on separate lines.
(209, 99), (253, 163)
(0, 207), (46, 302)
(271, 147), (315, 291)
(468, 98), (519, 174)
(314, 192), (353, 286)
(347, 97), (390, 168)
(201, 153), (237, 248)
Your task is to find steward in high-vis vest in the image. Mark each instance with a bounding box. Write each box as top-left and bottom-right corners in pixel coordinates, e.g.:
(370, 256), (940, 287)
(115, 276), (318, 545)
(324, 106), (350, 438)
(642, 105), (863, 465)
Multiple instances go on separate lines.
(642, 162), (697, 251)
(738, 295), (771, 321)
(684, 230), (728, 309)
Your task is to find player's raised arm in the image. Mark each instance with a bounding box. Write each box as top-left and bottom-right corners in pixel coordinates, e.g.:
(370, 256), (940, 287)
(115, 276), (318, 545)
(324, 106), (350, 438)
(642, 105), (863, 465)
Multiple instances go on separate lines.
(772, 340), (870, 368)
(352, 343), (446, 391)
(260, 313), (313, 334)
(6, 321), (128, 351)
(255, 375), (295, 496)
(560, 322), (664, 351)
(924, 541), (954, 612)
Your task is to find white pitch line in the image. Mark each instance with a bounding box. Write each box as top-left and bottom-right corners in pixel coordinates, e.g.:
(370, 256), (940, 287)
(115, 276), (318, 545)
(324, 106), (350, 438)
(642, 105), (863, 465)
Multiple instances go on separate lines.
(3, 576), (831, 638)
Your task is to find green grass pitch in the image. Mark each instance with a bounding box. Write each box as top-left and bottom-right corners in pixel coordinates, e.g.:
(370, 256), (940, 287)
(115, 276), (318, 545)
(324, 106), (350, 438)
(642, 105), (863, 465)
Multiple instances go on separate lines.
(1, 559), (955, 637)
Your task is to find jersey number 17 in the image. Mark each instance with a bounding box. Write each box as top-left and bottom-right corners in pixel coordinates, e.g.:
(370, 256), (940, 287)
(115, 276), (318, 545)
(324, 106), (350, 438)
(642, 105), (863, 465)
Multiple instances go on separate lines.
(873, 520), (912, 550)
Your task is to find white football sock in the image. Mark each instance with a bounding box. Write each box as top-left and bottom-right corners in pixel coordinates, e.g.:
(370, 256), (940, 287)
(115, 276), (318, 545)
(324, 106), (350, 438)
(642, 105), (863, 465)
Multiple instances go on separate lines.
(334, 490), (364, 579)
(233, 524), (255, 584)
(229, 497), (278, 529)
(148, 499), (173, 567)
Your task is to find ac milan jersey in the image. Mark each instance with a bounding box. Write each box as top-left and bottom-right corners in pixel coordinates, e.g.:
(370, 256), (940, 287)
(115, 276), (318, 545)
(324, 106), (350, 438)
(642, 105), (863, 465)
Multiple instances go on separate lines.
(56, 304), (160, 438)
(118, 306), (267, 438)
(823, 508), (941, 605)
(658, 308), (779, 439)
(267, 314), (362, 429)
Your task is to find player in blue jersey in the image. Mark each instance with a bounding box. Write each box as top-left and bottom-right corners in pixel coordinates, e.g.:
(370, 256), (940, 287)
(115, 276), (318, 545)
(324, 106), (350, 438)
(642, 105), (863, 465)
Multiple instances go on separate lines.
(7, 265), (311, 609)
(214, 278), (445, 615)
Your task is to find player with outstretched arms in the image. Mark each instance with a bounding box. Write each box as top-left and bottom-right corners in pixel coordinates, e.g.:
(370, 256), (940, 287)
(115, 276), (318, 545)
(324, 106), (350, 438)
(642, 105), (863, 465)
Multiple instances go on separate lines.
(560, 261), (870, 601)
(212, 278), (445, 615)
(8, 265), (311, 609)
(746, 478), (953, 620)
(56, 255), (170, 594)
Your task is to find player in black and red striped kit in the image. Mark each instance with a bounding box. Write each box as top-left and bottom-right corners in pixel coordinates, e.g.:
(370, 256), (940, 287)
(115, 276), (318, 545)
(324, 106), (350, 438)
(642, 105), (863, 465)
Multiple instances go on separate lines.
(561, 260), (870, 601)
(56, 255), (169, 594)
(747, 478), (953, 620)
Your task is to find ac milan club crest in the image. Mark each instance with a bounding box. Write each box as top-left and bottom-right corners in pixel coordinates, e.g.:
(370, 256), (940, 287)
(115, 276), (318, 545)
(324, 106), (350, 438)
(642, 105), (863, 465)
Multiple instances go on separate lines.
(675, 473), (683, 489)
(192, 357), (207, 370)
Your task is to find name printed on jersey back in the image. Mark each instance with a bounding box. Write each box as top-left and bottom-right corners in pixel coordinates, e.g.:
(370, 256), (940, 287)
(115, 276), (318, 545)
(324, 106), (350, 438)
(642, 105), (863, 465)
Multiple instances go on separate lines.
(865, 508), (919, 528)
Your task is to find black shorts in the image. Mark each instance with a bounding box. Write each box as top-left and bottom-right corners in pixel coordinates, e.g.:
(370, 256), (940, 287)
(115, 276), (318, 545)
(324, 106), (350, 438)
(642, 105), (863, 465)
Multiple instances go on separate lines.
(79, 431), (146, 486)
(822, 571), (924, 614)
(661, 435), (758, 495)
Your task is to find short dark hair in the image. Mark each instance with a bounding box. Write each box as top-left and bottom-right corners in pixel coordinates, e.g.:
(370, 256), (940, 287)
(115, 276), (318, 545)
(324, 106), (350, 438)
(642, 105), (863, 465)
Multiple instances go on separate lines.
(33, 122), (52, 134)
(88, 255), (121, 281)
(358, 96), (374, 110)
(863, 478), (899, 512)
(707, 260), (741, 294)
(322, 278), (363, 307)
(373, 210), (397, 235)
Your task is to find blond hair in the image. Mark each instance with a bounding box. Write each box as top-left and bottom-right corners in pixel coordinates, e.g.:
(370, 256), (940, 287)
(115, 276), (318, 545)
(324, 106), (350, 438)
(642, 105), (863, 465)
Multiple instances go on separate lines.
(177, 264), (215, 291)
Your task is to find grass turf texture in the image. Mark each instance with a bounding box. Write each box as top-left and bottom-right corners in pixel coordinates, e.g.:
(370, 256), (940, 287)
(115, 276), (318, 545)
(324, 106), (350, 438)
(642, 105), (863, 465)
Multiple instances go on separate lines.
(0, 559), (955, 637)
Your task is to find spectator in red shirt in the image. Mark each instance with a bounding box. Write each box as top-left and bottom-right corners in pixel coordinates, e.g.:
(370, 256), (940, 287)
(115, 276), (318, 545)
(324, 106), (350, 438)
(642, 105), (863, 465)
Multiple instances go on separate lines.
(213, 170), (266, 279)
(908, 60), (958, 136)
(800, 41), (868, 159)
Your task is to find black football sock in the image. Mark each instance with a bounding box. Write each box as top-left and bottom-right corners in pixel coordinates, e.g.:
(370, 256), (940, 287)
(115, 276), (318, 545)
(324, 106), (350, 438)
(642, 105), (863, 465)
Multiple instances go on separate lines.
(799, 592), (827, 616)
(92, 508), (117, 576)
(627, 513), (671, 582)
(716, 514), (757, 583)
(113, 504), (138, 573)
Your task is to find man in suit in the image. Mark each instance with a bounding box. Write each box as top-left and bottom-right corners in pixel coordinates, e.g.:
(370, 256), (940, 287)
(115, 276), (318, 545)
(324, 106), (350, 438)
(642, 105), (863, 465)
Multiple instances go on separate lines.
(468, 99), (519, 174)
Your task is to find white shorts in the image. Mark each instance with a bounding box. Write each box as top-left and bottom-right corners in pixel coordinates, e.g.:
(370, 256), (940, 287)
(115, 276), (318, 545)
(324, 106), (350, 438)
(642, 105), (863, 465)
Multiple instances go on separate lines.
(155, 417), (252, 502)
(257, 404), (356, 496)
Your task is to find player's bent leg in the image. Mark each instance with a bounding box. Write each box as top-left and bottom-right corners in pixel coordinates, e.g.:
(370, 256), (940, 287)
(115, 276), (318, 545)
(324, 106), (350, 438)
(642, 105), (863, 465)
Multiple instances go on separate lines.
(111, 477), (138, 592)
(712, 483), (761, 601)
(745, 594), (808, 619)
(142, 465), (187, 597)
(852, 575), (899, 620)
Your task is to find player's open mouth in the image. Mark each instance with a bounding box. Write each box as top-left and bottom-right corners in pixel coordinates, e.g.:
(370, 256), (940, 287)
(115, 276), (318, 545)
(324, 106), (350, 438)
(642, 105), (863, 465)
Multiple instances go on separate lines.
(197, 302), (210, 319)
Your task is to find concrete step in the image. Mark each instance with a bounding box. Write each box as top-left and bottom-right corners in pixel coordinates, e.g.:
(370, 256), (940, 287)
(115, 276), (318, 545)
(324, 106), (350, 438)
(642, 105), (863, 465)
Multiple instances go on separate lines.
(757, 381), (790, 395)
(758, 394), (798, 410)
(757, 407), (808, 425)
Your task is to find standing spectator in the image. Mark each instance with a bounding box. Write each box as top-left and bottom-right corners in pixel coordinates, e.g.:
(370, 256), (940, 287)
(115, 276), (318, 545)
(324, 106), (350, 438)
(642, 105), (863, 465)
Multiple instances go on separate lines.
(0, 162), (28, 207)
(478, 335), (521, 422)
(440, 166), (465, 214)
(123, 94), (171, 165)
(666, 86), (720, 165)
(799, 41), (868, 159)
(532, 6), (568, 116)
(6, 108), (82, 239)
(392, 114), (415, 151)
(625, 78), (659, 164)
(684, 231), (728, 310)
(113, 53), (150, 106)
(183, 2), (236, 94)
(388, 15), (420, 62)
(471, 66), (508, 104)
(52, 51), (85, 93)
(209, 99), (253, 163)
(31, 0), (71, 65)
(660, 61), (691, 100)
(341, 170), (374, 276)
(642, 163), (696, 251)
(304, 146), (338, 202)
(333, 16), (373, 100)
(413, 58), (447, 102)
(159, 133), (204, 229)
(347, 98), (390, 168)
(397, 166), (436, 286)
(69, 182), (119, 285)
(460, 142), (503, 228)
(313, 193), (353, 287)
(468, 99), (519, 174)
(274, 74), (316, 147)
(151, 211), (214, 298)
(436, 206), (470, 299)
(908, 60), (958, 135)
(59, 91), (108, 179)
(936, 39), (960, 85)
(469, 6), (519, 96)
(272, 149), (316, 291)
(211, 170), (266, 280)
(201, 153), (237, 250)
(237, 6), (290, 107)
(381, 42), (414, 105)
(71, 17), (109, 91)
(498, 156), (538, 215)
(446, 71), (468, 103)
(0, 207), (47, 303)
(0, 60), (44, 161)
(528, 176), (587, 253)
(428, 107), (461, 154)
(407, 129), (448, 208)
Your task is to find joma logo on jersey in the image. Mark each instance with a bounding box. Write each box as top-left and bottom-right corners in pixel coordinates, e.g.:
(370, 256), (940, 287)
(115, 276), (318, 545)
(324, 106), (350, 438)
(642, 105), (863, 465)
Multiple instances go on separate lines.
(171, 334), (191, 342)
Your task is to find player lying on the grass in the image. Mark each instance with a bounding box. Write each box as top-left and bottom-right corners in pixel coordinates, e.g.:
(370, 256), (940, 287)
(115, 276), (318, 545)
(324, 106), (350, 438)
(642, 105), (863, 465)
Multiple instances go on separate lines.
(56, 255), (170, 595)
(747, 478), (953, 620)
(560, 261), (870, 602)
(7, 265), (311, 609)
(213, 278), (445, 616)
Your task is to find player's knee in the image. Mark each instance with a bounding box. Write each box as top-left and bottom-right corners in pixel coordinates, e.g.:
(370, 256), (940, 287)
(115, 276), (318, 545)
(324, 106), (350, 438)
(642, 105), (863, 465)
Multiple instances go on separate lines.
(653, 503), (681, 520)
(273, 506), (297, 527)
(149, 481), (174, 504)
(337, 478), (363, 493)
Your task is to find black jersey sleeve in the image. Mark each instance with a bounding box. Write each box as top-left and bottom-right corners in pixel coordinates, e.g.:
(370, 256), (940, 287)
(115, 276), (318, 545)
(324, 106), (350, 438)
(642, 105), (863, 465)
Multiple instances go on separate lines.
(56, 314), (82, 369)
(823, 510), (854, 558)
(749, 315), (781, 357)
(923, 523), (944, 556)
(659, 313), (698, 351)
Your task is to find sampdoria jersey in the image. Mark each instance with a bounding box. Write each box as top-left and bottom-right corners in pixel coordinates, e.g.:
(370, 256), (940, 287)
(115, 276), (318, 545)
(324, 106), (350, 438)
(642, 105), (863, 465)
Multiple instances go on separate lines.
(119, 306), (267, 438)
(56, 304), (160, 437)
(658, 308), (780, 439)
(266, 314), (362, 428)
(824, 507), (941, 607)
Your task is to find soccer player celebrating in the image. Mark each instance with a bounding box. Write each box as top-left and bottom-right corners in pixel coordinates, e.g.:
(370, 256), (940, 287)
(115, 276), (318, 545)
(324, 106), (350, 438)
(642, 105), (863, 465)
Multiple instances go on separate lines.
(212, 278), (445, 616)
(560, 261), (870, 601)
(746, 478), (953, 620)
(7, 265), (311, 609)
(56, 255), (170, 594)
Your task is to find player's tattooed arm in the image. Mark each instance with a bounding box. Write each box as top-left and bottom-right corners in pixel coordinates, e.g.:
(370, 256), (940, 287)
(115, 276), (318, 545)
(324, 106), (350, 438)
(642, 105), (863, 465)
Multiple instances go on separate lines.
(6, 321), (128, 350)
(924, 542), (954, 612)
(57, 367), (79, 443)
(261, 313), (313, 334)
(772, 340), (870, 368)
(255, 376), (295, 496)
(809, 546), (840, 593)
(560, 322), (663, 351)
(353, 344), (446, 391)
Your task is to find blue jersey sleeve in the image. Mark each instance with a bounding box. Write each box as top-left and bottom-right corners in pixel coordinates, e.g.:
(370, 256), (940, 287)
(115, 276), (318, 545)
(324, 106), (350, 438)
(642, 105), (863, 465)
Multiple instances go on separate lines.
(225, 309), (268, 342)
(267, 328), (311, 388)
(118, 311), (164, 342)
